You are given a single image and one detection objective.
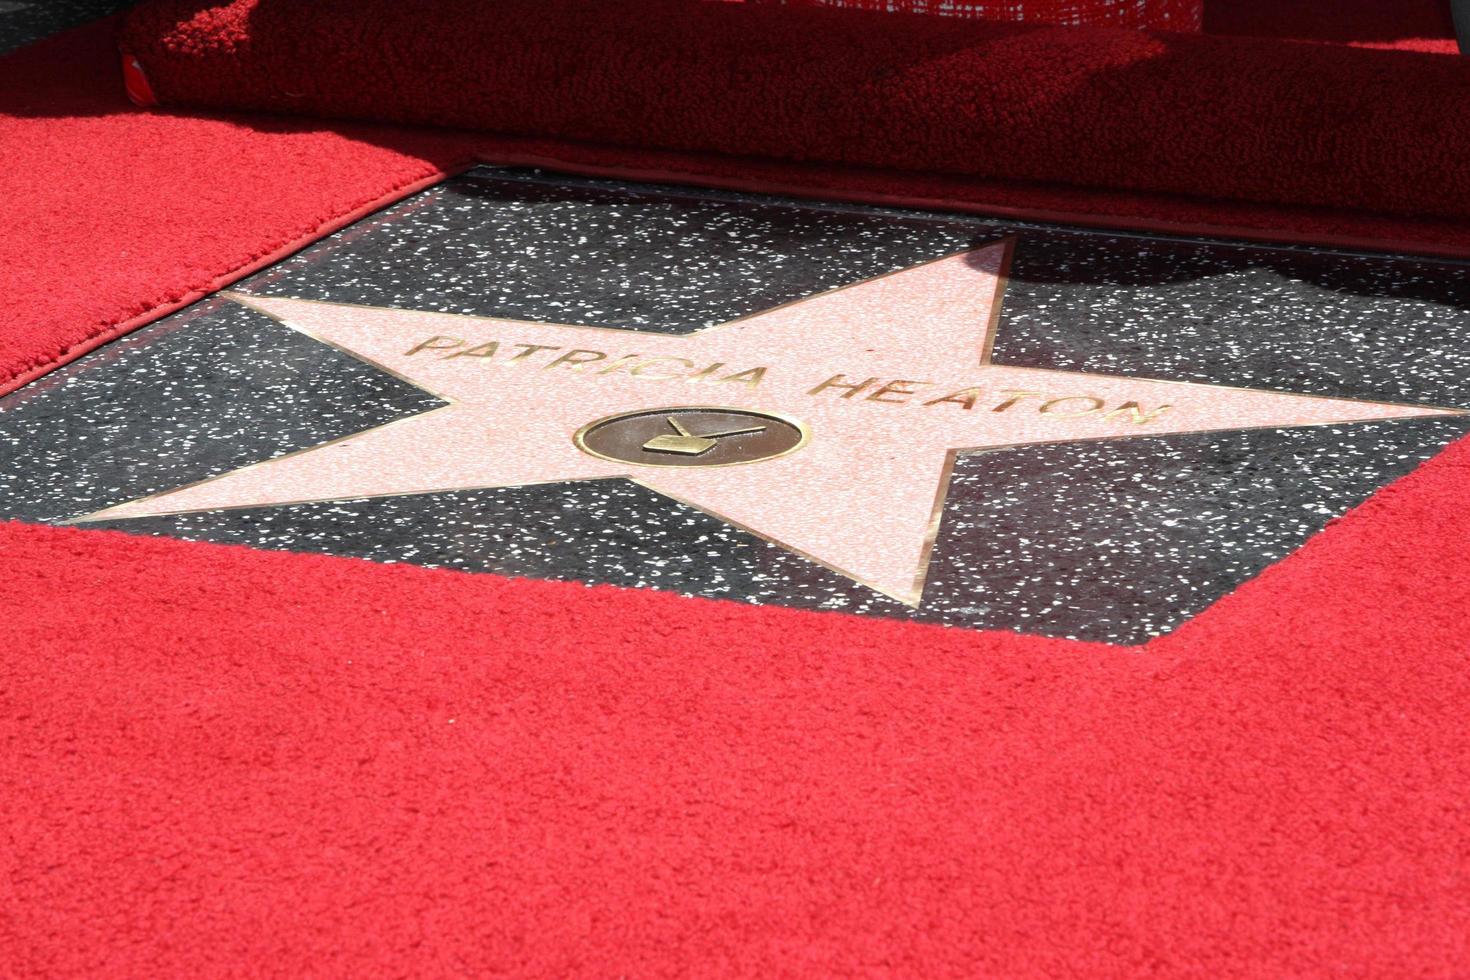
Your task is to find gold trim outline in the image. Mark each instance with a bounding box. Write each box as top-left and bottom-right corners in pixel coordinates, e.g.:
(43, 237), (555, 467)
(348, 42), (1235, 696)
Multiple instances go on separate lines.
(572, 405), (811, 469)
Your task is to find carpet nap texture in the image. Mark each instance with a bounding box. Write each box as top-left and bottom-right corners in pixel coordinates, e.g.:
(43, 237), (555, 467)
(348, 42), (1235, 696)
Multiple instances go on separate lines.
(4, 4), (1470, 976)
(11, 8), (1470, 399)
(5, 426), (1470, 974)
(0, 20), (470, 395)
(122, 0), (1470, 224)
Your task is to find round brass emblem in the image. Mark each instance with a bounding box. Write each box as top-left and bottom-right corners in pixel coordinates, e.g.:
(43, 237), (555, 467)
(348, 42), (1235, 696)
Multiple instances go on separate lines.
(574, 406), (808, 468)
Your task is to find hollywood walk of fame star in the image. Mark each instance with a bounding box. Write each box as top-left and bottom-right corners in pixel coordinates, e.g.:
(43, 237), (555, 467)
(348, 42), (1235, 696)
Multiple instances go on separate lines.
(74, 240), (1463, 604)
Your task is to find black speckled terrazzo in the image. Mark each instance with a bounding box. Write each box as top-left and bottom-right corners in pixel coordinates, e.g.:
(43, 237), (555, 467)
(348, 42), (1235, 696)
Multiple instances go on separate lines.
(3, 167), (1468, 644)
(0, 0), (131, 55)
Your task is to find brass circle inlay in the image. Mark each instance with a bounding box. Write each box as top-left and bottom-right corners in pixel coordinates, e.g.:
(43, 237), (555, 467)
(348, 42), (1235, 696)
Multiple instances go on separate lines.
(574, 406), (809, 468)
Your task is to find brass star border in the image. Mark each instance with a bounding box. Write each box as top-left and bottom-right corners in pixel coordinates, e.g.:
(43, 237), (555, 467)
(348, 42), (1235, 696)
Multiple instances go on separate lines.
(71, 240), (1465, 606)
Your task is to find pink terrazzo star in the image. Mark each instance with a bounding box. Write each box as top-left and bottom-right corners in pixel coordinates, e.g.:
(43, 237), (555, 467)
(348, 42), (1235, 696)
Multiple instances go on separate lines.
(78, 241), (1462, 604)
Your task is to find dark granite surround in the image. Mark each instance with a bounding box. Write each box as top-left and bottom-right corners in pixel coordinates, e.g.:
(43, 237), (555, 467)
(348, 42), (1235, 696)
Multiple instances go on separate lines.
(4, 167), (1467, 644)
(0, 0), (132, 55)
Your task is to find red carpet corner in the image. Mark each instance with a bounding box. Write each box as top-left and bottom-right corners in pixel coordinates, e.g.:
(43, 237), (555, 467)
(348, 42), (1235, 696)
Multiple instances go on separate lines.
(2, 3), (1470, 975)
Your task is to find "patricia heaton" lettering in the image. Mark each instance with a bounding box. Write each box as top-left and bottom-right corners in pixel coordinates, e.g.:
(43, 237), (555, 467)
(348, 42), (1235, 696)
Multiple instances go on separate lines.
(404, 335), (1172, 424)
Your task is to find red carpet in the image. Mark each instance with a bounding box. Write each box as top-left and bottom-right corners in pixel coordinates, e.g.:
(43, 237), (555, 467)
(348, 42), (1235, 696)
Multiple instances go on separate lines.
(4, 4), (1470, 976)
(11, 5), (1470, 397)
(1207, 0), (1458, 52)
(0, 20), (467, 395)
(121, 0), (1470, 225)
(6, 415), (1470, 975)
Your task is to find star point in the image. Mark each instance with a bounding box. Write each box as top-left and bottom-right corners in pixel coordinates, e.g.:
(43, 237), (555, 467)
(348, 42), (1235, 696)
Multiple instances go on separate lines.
(76, 243), (1462, 605)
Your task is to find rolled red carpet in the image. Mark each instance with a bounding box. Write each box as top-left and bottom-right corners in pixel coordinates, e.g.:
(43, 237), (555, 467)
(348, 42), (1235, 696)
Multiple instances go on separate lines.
(122, 0), (1470, 224)
(5, 6), (1470, 976)
(17, 14), (1470, 403)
